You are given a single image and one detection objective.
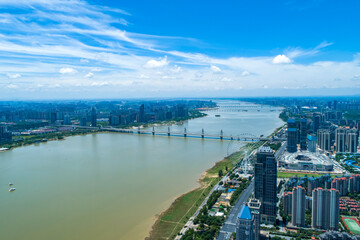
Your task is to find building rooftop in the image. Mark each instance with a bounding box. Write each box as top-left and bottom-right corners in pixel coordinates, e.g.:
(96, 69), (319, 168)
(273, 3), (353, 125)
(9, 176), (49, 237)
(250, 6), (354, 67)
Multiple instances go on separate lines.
(258, 146), (272, 153)
(238, 205), (252, 220)
(287, 118), (296, 123)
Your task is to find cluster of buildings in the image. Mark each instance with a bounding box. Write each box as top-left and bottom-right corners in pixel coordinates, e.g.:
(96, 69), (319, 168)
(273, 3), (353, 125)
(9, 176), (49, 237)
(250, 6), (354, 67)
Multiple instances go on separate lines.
(316, 127), (359, 153)
(108, 104), (188, 126)
(79, 107), (97, 127)
(287, 109), (359, 155)
(340, 198), (360, 214)
(284, 186), (339, 229)
(282, 173), (360, 231)
(233, 98), (360, 238)
(209, 190), (234, 217)
(0, 125), (12, 143)
(318, 231), (360, 240)
(0, 100), (216, 144)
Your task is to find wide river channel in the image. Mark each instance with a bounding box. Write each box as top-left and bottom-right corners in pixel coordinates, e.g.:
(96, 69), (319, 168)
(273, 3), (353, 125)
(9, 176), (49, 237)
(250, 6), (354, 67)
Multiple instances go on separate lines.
(0, 101), (283, 240)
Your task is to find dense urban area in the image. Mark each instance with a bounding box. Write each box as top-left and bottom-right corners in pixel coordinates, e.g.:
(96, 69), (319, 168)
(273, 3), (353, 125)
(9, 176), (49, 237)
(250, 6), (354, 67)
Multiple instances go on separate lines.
(1, 97), (360, 240)
(152, 97), (360, 240)
(0, 100), (216, 149)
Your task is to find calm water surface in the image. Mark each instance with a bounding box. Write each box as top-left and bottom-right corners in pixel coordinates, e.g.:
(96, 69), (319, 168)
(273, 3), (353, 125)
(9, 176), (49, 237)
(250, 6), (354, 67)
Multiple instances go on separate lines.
(0, 101), (283, 240)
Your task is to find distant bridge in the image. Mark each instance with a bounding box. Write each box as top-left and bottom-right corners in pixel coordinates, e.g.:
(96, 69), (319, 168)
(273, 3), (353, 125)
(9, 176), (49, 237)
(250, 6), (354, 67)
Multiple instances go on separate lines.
(202, 104), (281, 112)
(97, 126), (286, 142)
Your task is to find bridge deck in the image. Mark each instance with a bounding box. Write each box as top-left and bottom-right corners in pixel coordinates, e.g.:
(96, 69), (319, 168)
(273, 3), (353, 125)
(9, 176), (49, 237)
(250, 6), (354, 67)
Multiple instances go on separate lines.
(70, 125), (285, 142)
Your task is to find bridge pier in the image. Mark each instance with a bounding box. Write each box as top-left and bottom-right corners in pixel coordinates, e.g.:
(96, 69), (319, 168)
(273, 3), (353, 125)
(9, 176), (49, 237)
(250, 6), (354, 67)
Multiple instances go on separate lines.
(137, 126), (141, 134)
(220, 130), (223, 140)
(152, 126), (155, 135)
(201, 128), (204, 139)
(184, 128), (187, 137)
(167, 127), (170, 136)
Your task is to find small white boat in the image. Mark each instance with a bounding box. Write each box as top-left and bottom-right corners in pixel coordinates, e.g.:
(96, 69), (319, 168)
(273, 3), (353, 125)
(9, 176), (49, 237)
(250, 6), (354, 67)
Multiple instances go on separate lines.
(9, 182), (13, 186)
(9, 188), (16, 192)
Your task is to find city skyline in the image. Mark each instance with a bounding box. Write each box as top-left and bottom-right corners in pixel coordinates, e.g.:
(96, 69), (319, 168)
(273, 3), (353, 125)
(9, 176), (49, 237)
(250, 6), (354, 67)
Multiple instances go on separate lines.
(1, 0), (360, 99)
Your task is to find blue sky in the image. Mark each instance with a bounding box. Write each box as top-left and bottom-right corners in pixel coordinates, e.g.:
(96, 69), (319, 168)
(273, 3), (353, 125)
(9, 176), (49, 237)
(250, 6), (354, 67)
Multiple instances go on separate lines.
(0, 0), (360, 99)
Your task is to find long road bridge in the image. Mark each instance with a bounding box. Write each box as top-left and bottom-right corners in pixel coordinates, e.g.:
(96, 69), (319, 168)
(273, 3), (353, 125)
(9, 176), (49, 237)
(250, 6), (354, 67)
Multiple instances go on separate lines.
(202, 104), (282, 112)
(74, 125), (286, 142)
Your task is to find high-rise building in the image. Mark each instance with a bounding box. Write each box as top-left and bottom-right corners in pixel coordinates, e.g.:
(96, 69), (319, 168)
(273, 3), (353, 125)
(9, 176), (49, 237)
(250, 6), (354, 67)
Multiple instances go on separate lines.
(300, 118), (308, 151)
(109, 113), (120, 126)
(349, 174), (360, 193)
(236, 205), (254, 240)
(91, 107), (97, 127)
(50, 112), (57, 123)
(283, 192), (292, 216)
(313, 114), (321, 133)
(292, 186), (306, 227)
(335, 128), (346, 152)
(307, 134), (317, 152)
(0, 125), (12, 143)
(312, 188), (340, 230)
(248, 198), (261, 240)
(254, 146), (277, 224)
(139, 104), (145, 123)
(331, 177), (349, 196)
(329, 189), (340, 231)
(346, 129), (358, 153)
(80, 117), (87, 127)
(64, 115), (71, 125)
(335, 128), (358, 153)
(317, 129), (331, 151)
(287, 118), (298, 153)
(305, 196), (312, 211)
(333, 100), (338, 110)
(312, 188), (330, 230)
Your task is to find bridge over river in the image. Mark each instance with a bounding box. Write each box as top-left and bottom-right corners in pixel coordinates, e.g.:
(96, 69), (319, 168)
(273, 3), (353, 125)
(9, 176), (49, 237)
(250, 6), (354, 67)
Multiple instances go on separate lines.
(202, 103), (282, 112)
(74, 125), (286, 142)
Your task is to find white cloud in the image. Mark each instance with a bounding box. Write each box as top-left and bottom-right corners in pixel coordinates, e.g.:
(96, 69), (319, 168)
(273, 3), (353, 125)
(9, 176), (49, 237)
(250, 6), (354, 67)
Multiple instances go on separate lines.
(210, 65), (221, 72)
(241, 71), (250, 77)
(144, 56), (168, 68)
(286, 41), (333, 59)
(138, 74), (150, 79)
(91, 67), (102, 72)
(6, 84), (18, 89)
(59, 67), (77, 74)
(272, 54), (292, 64)
(221, 77), (232, 82)
(170, 65), (182, 73)
(91, 81), (109, 86)
(6, 73), (21, 79)
(85, 72), (94, 78)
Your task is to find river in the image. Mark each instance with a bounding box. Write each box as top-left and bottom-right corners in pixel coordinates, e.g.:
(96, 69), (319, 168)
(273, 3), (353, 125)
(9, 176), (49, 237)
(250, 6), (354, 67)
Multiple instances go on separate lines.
(0, 101), (283, 240)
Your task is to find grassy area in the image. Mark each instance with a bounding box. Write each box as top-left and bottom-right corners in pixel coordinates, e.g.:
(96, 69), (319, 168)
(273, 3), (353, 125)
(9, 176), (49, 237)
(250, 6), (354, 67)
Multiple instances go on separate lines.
(277, 171), (340, 178)
(149, 142), (261, 240)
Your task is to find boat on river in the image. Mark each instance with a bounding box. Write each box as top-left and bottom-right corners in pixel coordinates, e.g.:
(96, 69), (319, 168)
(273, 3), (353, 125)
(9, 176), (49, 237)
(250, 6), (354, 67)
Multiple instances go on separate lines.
(9, 188), (16, 192)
